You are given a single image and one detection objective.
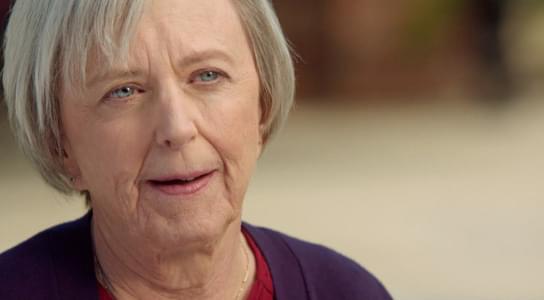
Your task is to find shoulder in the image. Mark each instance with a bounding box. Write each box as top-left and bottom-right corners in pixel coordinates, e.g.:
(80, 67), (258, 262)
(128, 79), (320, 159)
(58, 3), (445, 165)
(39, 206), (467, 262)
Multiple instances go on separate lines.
(0, 224), (56, 298)
(245, 224), (393, 300)
(0, 213), (94, 299)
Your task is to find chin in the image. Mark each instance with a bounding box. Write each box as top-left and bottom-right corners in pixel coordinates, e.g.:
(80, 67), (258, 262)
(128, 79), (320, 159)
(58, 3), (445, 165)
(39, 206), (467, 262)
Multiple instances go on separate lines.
(139, 201), (240, 250)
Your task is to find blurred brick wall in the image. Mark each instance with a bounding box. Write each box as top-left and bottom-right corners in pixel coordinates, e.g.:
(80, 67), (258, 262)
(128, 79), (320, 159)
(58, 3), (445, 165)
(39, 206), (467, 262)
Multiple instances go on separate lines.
(0, 0), (9, 20)
(0, 1), (504, 102)
(273, 0), (495, 101)
(1, 0), (11, 116)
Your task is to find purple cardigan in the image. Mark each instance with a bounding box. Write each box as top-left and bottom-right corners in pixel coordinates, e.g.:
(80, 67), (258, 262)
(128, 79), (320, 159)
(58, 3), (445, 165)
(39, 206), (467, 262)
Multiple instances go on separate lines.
(0, 212), (392, 299)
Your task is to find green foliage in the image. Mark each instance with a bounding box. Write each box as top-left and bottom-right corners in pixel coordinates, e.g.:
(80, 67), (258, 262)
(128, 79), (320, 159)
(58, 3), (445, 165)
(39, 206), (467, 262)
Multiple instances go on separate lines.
(402, 0), (469, 53)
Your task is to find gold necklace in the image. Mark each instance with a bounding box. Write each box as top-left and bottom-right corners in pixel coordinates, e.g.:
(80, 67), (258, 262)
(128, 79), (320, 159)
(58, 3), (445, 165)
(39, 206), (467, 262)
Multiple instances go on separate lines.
(91, 225), (116, 297)
(234, 234), (250, 300)
(94, 254), (116, 296)
(93, 234), (251, 300)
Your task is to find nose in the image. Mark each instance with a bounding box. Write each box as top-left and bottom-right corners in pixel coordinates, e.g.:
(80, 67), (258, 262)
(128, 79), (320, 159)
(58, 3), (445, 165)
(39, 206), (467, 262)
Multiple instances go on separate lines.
(153, 81), (198, 150)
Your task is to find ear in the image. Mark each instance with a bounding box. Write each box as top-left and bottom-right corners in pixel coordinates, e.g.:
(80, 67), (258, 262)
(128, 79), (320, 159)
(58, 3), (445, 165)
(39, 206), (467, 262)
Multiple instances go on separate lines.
(62, 140), (86, 191)
(257, 95), (268, 155)
(256, 123), (266, 157)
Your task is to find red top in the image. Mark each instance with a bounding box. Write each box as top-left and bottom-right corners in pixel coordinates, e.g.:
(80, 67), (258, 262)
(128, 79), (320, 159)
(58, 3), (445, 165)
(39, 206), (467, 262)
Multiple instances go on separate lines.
(242, 228), (274, 300)
(98, 230), (274, 300)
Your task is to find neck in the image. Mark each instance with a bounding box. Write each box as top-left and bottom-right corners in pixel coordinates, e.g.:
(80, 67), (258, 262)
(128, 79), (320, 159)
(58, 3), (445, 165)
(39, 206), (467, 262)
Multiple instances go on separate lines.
(91, 218), (254, 300)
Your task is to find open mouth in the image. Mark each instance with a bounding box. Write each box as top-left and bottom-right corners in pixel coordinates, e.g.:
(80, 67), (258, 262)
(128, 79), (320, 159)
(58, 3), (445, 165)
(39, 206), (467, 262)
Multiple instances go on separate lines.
(149, 174), (207, 186)
(147, 171), (214, 196)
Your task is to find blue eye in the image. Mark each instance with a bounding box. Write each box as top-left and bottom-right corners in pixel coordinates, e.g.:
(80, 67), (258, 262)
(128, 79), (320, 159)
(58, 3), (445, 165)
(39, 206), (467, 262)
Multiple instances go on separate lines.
(107, 86), (137, 99)
(197, 71), (220, 82)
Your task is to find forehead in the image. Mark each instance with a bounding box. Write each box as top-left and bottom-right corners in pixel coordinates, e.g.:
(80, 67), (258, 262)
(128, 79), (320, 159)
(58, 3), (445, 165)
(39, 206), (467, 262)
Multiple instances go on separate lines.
(84, 0), (250, 82)
(100, 0), (249, 69)
(141, 0), (243, 40)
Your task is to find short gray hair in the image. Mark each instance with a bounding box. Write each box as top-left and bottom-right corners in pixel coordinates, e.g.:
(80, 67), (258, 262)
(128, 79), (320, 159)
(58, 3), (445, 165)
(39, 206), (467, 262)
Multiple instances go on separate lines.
(2, 0), (295, 195)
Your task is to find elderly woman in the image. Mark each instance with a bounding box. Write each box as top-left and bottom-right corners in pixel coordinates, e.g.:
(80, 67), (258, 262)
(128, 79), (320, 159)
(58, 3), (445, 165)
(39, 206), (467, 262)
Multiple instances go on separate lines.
(0, 0), (392, 299)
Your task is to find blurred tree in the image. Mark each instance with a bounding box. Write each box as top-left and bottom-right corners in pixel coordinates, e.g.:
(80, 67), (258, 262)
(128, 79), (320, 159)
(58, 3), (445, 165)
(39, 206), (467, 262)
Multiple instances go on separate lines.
(403, 0), (468, 53)
(403, 0), (514, 101)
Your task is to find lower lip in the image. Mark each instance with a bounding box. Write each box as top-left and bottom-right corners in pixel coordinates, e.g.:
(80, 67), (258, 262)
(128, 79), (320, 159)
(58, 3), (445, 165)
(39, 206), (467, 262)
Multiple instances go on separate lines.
(148, 171), (215, 196)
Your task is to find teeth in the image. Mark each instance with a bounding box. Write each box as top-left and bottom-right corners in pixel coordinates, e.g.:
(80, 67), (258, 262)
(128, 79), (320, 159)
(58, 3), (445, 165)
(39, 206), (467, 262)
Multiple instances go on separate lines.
(151, 175), (201, 184)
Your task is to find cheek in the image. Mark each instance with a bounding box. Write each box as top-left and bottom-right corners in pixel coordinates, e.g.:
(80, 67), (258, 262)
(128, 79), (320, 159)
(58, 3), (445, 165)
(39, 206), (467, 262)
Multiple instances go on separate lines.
(208, 85), (262, 157)
(68, 115), (151, 202)
(208, 92), (262, 188)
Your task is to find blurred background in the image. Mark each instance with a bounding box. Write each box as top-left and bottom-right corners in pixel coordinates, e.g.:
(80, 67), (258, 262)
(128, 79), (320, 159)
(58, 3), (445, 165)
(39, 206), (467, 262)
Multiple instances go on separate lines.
(1, 1), (544, 299)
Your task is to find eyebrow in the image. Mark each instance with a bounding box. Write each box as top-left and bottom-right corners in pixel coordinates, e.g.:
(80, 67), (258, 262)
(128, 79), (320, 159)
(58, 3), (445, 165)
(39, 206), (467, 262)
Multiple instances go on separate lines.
(86, 49), (235, 88)
(86, 69), (144, 88)
(177, 49), (235, 69)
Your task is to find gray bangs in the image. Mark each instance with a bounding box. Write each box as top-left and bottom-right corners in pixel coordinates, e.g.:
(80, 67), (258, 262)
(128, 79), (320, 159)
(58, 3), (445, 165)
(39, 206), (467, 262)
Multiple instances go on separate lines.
(61, 0), (145, 92)
(2, 0), (144, 193)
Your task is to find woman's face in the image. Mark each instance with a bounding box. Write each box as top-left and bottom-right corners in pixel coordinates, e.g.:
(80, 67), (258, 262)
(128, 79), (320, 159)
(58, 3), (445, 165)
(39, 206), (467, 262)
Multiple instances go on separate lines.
(61, 0), (262, 247)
